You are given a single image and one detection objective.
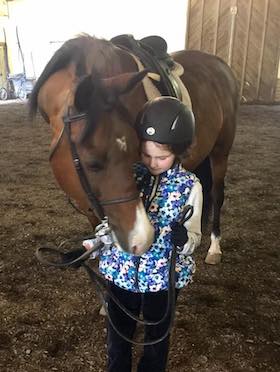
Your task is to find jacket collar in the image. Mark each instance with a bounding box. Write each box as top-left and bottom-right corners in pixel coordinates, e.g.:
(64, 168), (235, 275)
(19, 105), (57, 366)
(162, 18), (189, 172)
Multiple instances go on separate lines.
(137, 161), (181, 179)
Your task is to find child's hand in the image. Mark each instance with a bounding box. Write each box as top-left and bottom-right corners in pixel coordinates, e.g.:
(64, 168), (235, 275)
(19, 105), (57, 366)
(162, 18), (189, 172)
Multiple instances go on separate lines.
(82, 234), (112, 259)
(171, 222), (188, 247)
(82, 238), (101, 259)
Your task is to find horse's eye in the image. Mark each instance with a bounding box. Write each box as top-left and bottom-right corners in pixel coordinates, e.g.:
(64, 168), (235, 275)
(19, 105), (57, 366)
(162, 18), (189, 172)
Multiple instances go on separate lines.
(87, 161), (104, 172)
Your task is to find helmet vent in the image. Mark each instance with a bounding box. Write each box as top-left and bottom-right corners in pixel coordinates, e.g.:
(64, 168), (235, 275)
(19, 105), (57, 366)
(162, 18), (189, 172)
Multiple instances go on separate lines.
(170, 116), (179, 131)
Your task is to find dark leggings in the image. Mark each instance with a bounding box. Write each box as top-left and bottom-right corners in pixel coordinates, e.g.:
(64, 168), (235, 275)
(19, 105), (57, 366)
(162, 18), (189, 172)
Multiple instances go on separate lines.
(106, 283), (179, 372)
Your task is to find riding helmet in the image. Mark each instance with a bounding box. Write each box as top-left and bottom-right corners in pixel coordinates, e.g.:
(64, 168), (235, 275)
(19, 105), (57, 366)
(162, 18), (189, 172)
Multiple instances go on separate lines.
(135, 96), (195, 146)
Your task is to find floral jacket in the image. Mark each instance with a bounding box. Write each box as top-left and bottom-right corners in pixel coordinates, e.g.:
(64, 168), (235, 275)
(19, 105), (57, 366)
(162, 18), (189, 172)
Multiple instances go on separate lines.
(99, 163), (202, 293)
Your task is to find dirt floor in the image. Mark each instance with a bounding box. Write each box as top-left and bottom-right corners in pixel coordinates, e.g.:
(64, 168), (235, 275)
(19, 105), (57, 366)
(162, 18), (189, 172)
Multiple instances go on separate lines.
(0, 101), (279, 372)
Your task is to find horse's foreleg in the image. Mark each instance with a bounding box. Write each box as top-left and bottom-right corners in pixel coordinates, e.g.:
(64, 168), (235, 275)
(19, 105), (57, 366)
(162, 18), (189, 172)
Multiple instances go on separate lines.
(205, 153), (228, 265)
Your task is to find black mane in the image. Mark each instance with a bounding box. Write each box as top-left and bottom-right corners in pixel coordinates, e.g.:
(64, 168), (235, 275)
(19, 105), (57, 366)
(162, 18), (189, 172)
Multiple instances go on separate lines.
(28, 35), (116, 118)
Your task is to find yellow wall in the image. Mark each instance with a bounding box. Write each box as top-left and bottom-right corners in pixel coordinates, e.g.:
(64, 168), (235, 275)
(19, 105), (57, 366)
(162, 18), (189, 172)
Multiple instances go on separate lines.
(0, 0), (9, 17)
(0, 0), (26, 74)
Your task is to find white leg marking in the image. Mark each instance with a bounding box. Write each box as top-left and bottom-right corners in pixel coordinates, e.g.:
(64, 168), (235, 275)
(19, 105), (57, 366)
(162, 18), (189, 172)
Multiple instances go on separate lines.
(208, 233), (222, 255)
(205, 233), (222, 265)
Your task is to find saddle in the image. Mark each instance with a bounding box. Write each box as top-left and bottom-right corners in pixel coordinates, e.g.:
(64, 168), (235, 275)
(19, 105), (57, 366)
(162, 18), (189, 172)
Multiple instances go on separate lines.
(111, 34), (182, 100)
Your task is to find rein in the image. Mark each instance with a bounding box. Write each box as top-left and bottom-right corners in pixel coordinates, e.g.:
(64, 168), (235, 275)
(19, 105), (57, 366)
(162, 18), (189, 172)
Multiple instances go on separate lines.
(36, 206), (193, 346)
(35, 236), (177, 346)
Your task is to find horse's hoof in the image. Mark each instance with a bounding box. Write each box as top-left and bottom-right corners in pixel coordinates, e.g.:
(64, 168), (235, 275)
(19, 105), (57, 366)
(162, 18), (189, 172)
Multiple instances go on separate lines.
(99, 305), (106, 316)
(205, 252), (222, 265)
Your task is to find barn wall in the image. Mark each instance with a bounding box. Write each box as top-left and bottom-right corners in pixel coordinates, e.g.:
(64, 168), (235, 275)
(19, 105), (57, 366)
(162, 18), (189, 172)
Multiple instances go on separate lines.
(0, 2), (9, 86)
(0, 0), (9, 17)
(0, 42), (8, 89)
(186, 0), (280, 103)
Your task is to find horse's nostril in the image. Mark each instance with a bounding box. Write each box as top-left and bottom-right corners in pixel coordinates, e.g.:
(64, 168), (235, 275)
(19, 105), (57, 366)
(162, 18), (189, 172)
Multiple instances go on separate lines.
(132, 245), (142, 256)
(131, 245), (145, 256)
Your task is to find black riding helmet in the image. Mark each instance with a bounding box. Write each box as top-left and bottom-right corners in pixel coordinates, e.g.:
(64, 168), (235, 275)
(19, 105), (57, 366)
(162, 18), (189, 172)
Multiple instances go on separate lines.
(135, 97), (195, 148)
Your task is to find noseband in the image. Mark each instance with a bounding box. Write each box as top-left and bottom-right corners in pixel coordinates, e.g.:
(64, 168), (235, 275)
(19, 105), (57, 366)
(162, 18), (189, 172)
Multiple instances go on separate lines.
(55, 112), (139, 220)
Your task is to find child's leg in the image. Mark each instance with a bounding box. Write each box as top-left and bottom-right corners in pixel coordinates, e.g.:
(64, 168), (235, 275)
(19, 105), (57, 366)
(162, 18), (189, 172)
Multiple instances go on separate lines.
(107, 283), (141, 372)
(137, 290), (179, 372)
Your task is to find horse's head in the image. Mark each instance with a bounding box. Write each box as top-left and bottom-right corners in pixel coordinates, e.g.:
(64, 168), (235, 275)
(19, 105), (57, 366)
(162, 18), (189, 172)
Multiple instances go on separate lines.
(29, 35), (155, 255)
(69, 68), (154, 255)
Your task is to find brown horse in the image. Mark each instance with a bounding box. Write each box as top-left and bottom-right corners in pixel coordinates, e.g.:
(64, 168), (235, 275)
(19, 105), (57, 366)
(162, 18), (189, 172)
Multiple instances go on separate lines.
(29, 34), (239, 264)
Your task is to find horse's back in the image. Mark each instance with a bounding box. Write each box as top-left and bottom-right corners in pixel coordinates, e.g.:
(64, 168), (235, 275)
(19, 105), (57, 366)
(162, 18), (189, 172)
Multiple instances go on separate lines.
(174, 49), (238, 111)
(172, 49), (239, 168)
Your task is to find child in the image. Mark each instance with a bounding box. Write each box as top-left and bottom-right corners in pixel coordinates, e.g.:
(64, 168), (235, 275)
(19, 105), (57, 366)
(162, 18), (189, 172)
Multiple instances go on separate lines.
(98, 96), (203, 372)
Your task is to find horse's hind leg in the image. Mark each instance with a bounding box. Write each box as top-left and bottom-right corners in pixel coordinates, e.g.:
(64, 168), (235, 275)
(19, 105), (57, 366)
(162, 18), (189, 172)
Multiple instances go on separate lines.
(205, 151), (229, 265)
(194, 157), (212, 227)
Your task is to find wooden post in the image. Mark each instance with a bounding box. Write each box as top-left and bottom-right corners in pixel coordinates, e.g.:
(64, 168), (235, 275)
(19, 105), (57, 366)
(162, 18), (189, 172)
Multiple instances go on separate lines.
(271, 47), (280, 101)
(185, 0), (192, 49)
(199, 0), (205, 50)
(228, 0), (238, 67)
(213, 0), (221, 55)
(256, 0), (269, 99)
(240, 0), (253, 99)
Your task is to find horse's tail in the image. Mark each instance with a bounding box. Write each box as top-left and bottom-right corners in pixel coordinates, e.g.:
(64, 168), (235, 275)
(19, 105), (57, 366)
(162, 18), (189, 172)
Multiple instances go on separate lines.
(194, 156), (212, 229)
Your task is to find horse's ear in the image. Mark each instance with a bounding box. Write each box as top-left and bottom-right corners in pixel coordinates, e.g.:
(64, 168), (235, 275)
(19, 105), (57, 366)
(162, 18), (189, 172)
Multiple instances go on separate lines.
(74, 75), (93, 112)
(75, 70), (148, 112)
(103, 69), (148, 97)
(119, 69), (148, 95)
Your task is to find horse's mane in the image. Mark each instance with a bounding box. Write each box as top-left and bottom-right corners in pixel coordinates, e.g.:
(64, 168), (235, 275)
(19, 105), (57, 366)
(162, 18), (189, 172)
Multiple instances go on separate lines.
(28, 34), (116, 118)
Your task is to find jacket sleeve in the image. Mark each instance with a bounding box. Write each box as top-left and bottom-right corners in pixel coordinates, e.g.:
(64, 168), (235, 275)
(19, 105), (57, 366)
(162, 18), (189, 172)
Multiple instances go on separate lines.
(180, 181), (203, 255)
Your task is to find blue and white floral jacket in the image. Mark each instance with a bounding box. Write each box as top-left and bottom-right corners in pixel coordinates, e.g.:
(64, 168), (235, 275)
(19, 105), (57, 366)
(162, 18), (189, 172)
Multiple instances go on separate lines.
(99, 163), (202, 293)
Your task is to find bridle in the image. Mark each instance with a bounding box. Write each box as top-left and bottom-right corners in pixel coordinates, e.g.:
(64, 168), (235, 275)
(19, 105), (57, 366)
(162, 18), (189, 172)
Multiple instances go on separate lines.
(61, 111), (139, 220)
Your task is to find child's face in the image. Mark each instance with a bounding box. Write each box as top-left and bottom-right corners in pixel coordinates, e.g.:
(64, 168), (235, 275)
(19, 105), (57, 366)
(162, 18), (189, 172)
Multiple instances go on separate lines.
(141, 141), (175, 175)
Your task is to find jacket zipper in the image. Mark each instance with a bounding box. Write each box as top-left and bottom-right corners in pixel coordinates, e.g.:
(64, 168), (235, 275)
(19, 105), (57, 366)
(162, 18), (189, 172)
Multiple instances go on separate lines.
(135, 258), (140, 291)
(144, 175), (160, 210)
